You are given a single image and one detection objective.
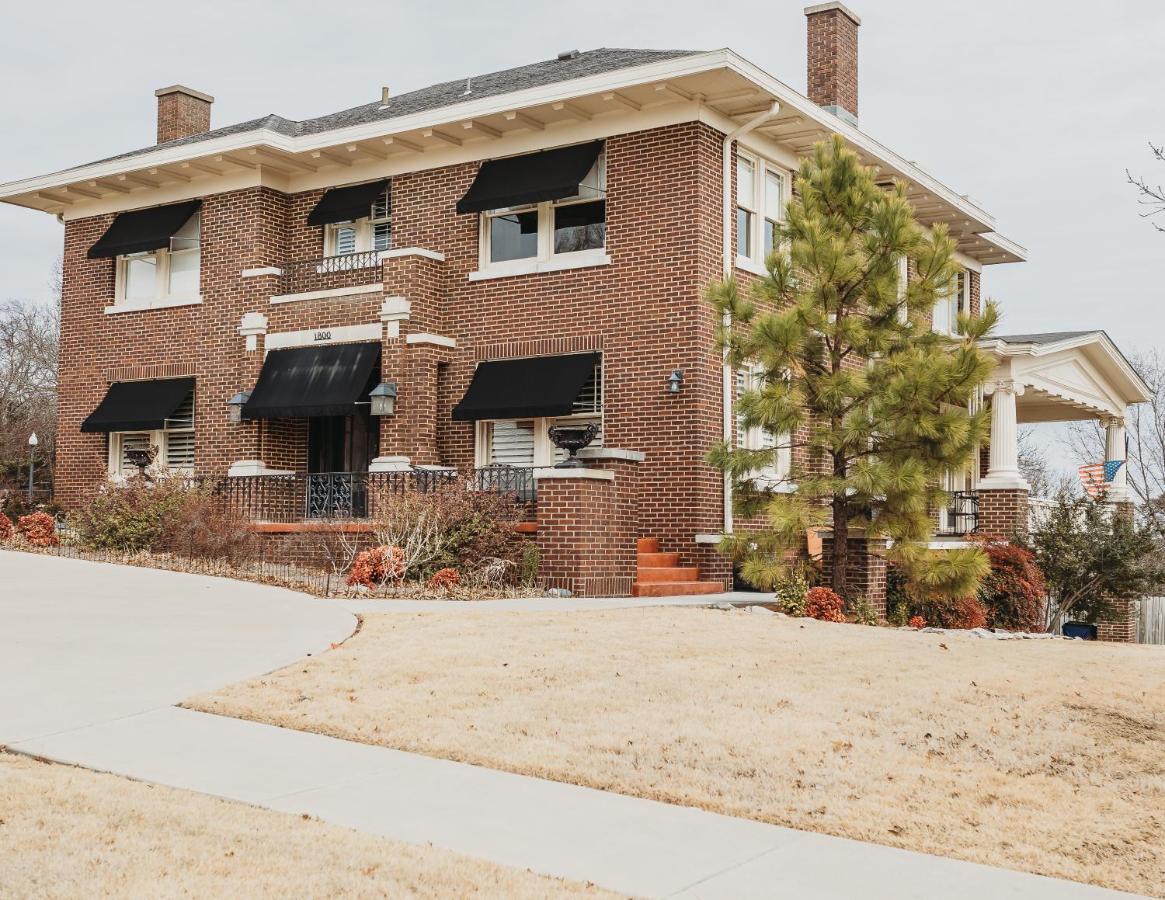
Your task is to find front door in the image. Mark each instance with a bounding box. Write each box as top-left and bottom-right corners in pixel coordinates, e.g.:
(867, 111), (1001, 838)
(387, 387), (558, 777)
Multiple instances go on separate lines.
(306, 411), (380, 517)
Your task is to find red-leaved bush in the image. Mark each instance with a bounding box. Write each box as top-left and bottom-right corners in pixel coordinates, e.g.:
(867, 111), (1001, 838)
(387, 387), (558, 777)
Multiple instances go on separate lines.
(0, 512), (12, 542)
(17, 512), (58, 547)
(915, 594), (987, 630)
(426, 567), (460, 591)
(347, 545), (406, 588)
(805, 587), (846, 622)
(909, 615), (926, 630)
(977, 540), (1047, 632)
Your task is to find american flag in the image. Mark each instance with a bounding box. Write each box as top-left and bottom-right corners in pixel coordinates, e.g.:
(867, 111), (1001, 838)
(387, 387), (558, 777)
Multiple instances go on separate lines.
(1078, 460), (1124, 498)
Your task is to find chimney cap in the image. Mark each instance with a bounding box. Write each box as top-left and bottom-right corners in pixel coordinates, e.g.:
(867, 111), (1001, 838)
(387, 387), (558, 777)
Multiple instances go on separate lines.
(154, 84), (215, 104)
(804, 2), (861, 25)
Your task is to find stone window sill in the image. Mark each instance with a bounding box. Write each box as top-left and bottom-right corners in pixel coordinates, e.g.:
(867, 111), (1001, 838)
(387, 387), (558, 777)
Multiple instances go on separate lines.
(468, 251), (611, 282)
(104, 295), (203, 315)
(735, 256), (768, 277)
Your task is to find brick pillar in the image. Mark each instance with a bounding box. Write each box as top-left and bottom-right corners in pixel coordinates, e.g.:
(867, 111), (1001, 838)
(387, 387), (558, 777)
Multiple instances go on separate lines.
(1097, 500), (1137, 642)
(978, 488), (1030, 538)
(534, 469), (634, 597)
(820, 532), (887, 620)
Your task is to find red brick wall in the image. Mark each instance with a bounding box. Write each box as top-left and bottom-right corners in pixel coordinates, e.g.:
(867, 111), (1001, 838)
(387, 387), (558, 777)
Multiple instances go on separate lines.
(156, 90), (211, 144)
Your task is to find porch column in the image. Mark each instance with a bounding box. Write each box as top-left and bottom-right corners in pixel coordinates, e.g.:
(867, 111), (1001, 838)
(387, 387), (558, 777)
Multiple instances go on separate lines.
(977, 379), (1031, 537)
(979, 380), (1030, 491)
(1104, 415), (1131, 502)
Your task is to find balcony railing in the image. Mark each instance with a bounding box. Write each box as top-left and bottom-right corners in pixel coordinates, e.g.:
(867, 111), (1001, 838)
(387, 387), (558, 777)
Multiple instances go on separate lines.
(277, 251), (382, 297)
(936, 490), (980, 536)
(215, 466), (536, 523)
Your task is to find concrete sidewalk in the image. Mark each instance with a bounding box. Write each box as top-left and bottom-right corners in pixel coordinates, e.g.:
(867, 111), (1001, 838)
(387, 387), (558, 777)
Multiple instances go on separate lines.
(330, 590), (772, 614)
(10, 706), (1139, 900)
(0, 552), (1145, 898)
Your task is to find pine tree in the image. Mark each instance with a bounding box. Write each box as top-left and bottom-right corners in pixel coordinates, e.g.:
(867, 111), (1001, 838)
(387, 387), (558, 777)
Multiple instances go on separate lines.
(709, 136), (998, 603)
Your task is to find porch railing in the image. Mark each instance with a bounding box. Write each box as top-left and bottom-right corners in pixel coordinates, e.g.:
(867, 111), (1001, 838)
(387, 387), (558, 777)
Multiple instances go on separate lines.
(215, 466), (535, 523)
(936, 490), (980, 536)
(277, 250), (382, 297)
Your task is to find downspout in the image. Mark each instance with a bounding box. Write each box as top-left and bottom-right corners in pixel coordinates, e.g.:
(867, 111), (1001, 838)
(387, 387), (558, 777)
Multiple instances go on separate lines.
(720, 100), (780, 536)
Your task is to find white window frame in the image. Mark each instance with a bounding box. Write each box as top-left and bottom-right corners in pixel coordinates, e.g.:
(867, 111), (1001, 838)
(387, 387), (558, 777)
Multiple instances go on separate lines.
(106, 396), (196, 480)
(932, 268), (968, 336)
(473, 359), (603, 468)
(475, 149), (608, 278)
(736, 151), (787, 274)
(896, 255), (910, 324)
(323, 187), (391, 257)
(113, 213), (201, 308)
(734, 363), (792, 485)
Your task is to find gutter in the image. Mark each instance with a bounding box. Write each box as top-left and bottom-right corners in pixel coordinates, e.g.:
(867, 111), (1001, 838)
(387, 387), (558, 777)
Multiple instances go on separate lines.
(720, 100), (780, 535)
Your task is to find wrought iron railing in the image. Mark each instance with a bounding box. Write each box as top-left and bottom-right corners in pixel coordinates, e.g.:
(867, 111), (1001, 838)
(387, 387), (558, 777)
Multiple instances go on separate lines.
(937, 490), (980, 536)
(278, 250), (382, 297)
(215, 469), (455, 523)
(471, 464), (537, 518)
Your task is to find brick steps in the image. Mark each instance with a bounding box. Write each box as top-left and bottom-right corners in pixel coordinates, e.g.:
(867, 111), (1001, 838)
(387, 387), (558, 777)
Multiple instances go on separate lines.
(631, 536), (723, 597)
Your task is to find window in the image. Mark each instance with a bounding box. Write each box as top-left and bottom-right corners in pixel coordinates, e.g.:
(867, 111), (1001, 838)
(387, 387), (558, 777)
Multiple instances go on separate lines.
(475, 360), (603, 467)
(324, 186), (391, 255)
(107, 388), (196, 478)
(736, 153), (787, 269)
(115, 212), (200, 304)
(480, 150), (606, 272)
(735, 364), (791, 484)
(932, 269), (966, 336)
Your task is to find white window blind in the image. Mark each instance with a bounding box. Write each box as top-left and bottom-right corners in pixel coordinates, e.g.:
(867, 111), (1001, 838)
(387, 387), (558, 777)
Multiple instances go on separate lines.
(165, 431), (195, 470)
(117, 433), (152, 476)
(489, 420), (536, 466)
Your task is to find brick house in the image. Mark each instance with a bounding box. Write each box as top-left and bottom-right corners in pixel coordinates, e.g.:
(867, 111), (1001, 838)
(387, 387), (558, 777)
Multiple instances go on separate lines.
(0, 4), (1149, 631)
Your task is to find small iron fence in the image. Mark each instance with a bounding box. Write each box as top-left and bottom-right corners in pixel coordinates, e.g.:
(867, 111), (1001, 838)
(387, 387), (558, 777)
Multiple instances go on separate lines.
(278, 251), (382, 297)
(936, 490), (980, 536)
(471, 464), (537, 518)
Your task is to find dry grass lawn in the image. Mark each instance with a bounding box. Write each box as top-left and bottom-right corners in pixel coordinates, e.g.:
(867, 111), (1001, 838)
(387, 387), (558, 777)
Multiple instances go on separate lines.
(188, 608), (1165, 896)
(0, 752), (613, 899)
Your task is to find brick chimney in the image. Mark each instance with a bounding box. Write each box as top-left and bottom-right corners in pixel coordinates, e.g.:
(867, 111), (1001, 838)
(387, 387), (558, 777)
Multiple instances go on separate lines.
(154, 85), (213, 144)
(804, 2), (860, 126)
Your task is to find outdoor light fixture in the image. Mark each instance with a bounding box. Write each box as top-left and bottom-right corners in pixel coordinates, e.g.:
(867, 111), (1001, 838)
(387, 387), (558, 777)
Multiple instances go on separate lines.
(369, 381), (397, 416)
(227, 390), (251, 425)
(667, 369), (684, 394)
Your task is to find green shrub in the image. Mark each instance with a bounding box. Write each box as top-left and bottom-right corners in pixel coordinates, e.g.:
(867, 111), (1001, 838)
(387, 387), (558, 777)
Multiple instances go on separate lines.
(848, 594), (879, 626)
(885, 564), (911, 626)
(519, 540), (540, 587)
(772, 568), (810, 616)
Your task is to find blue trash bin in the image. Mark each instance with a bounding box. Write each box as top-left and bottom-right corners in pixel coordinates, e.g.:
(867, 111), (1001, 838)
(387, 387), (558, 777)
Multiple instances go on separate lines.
(1062, 621), (1098, 640)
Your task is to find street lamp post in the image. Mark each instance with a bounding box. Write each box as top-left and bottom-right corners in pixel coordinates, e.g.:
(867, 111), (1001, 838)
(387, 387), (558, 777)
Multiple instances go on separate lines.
(27, 432), (38, 505)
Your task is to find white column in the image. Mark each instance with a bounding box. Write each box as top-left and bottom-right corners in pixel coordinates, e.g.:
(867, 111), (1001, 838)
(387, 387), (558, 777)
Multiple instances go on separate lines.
(1104, 415), (1131, 502)
(978, 380), (1031, 491)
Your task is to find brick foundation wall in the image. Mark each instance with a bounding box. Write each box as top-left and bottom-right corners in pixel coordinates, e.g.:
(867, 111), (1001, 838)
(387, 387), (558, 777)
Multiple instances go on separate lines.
(819, 533), (887, 619)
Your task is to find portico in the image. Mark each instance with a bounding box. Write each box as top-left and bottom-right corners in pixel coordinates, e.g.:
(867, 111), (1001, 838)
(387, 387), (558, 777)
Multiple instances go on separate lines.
(976, 331), (1151, 535)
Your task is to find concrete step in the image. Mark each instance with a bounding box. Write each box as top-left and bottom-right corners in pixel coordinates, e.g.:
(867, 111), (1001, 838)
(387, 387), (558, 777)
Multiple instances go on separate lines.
(636, 537), (661, 554)
(632, 581), (724, 597)
(635, 566), (701, 583)
(637, 552), (681, 568)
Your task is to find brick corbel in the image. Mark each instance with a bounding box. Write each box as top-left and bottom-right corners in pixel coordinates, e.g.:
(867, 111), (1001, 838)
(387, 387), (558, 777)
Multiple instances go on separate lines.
(379, 295), (411, 339)
(238, 312), (269, 351)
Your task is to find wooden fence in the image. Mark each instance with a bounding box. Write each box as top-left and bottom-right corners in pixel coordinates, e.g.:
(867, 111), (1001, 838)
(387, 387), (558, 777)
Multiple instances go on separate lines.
(1136, 596), (1165, 645)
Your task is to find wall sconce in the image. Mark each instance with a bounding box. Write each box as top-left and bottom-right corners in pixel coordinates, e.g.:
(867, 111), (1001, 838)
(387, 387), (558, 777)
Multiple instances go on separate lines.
(227, 390), (251, 425)
(369, 381), (397, 416)
(667, 369), (684, 394)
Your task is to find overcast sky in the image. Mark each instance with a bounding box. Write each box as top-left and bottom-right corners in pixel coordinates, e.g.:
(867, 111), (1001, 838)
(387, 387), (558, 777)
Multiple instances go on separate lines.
(1, 0), (1161, 470)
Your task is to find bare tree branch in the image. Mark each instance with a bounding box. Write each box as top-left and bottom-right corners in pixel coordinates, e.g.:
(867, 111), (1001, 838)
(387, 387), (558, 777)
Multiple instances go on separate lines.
(1127, 142), (1165, 232)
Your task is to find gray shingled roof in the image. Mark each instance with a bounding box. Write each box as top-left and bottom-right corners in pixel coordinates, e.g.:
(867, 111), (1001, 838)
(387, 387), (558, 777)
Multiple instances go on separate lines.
(96, 48), (701, 167)
(993, 331), (1101, 345)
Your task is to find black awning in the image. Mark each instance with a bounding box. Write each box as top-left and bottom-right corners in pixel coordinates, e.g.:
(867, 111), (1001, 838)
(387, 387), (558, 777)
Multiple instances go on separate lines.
(86, 200), (202, 259)
(456, 141), (602, 214)
(81, 377), (195, 433)
(307, 180), (389, 226)
(242, 342), (381, 420)
(452, 353), (599, 421)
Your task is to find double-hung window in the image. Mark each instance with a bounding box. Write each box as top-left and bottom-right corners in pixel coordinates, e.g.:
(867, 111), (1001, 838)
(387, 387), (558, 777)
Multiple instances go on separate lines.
(480, 150), (606, 274)
(115, 212), (201, 305)
(735, 364), (791, 485)
(932, 268), (967, 336)
(736, 152), (786, 270)
(107, 388), (196, 478)
(475, 359), (603, 468)
(324, 186), (392, 257)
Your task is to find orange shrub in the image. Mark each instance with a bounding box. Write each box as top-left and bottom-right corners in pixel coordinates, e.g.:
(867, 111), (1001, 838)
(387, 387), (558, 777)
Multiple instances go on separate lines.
(909, 615), (926, 630)
(426, 567), (460, 591)
(805, 587), (845, 622)
(0, 512), (12, 542)
(347, 545), (406, 588)
(17, 512), (58, 547)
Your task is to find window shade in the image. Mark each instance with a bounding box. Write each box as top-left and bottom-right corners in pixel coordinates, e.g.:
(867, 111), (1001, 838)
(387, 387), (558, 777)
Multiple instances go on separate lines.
(87, 201), (202, 259)
(456, 142), (603, 214)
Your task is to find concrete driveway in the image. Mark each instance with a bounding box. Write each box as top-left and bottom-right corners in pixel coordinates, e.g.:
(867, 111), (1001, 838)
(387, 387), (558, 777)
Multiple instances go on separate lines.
(0, 550), (355, 745)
